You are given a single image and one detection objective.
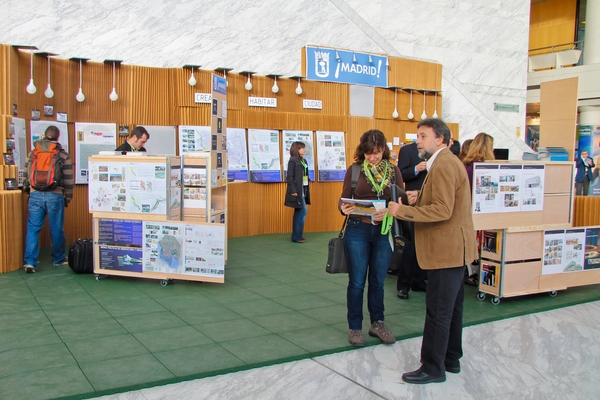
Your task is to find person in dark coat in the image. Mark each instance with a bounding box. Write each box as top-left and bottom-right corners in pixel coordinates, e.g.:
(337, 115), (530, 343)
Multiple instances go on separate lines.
(395, 142), (428, 299)
(115, 126), (149, 153)
(284, 141), (311, 242)
(575, 149), (595, 196)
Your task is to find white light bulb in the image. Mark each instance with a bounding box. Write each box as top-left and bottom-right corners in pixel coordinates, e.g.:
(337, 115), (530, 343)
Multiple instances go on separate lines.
(245, 76), (252, 91)
(407, 110), (414, 119)
(295, 82), (303, 95)
(44, 84), (54, 98)
(110, 88), (118, 101)
(432, 110), (439, 118)
(26, 79), (36, 94)
(421, 110), (427, 120)
(272, 82), (279, 93)
(392, 108), (399, 119)
(188, 72), (196, 86)
(76, 88), (85, 102)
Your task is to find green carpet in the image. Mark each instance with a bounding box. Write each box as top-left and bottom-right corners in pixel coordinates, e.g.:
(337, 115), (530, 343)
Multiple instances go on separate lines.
(1, 232), (599, 400)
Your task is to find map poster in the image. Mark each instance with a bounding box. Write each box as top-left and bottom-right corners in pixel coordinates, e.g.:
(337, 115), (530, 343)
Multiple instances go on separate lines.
(316, 131), (346, 181)
(30, 121), (69, 152)
(75, 122), (117, 184)
(99, 245), (143, 273)
(282, 130), (315, 182)
(248, 129), (282, 183)
(472, 164), (499, 214)
(11, 117), (27, 186)
(183, 224), (225, 277)
(143, 222), (185, 274)
(179, 126), (211, 154)
(226, 127), (248, 181)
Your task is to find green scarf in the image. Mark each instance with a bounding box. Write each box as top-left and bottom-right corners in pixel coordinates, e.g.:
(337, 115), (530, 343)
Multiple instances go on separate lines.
(362, 159), (392, 196)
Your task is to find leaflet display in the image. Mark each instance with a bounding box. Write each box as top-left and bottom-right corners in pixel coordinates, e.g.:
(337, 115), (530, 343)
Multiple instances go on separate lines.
(75, 122), (117, 184)
(473, 163), (545, 214)
(226, 127), (248, 181)
(248, 129), (281, 182)
(316, 131), (346, 181)
(282, 130), (315, 181)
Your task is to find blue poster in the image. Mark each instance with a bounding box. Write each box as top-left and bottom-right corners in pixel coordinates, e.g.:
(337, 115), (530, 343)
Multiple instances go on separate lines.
(98, 219), (143, 247)
(99, 245), (143, 272)
(212, 74), (227, 95)
(585, 126), (600, 196)
(305, 46), (388, 87)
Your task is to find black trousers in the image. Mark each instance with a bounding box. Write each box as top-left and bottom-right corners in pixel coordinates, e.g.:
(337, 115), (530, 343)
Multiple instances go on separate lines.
(420, 266), (464, 377)
(396, 222), (427, 291)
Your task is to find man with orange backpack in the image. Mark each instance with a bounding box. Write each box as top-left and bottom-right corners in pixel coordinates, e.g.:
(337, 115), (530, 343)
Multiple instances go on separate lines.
(23, 125), (73, 273)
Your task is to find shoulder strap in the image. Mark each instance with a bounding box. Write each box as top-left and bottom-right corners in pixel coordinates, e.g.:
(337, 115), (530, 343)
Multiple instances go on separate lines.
(350, 162), (360, 198)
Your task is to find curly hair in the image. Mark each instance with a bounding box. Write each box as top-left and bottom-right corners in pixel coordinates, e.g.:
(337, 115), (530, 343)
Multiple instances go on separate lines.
(353, 129), (390, 162)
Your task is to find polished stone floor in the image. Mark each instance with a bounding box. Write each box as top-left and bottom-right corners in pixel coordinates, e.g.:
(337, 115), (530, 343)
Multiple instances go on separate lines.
(93, 300), (600, 400)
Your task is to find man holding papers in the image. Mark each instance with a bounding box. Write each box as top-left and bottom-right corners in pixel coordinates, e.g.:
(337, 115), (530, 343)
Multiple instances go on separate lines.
(388, 119), (478, 384)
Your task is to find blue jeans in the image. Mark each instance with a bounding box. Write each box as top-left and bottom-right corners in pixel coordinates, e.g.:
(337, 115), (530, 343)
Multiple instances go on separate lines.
(24, 191), (66, 267)
(291, 188), (307, 241)
(344, 217), (393, 330)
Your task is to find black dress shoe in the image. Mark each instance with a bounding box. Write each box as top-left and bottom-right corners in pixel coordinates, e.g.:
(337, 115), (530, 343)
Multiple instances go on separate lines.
(397, 289), (409, 299)
(402, 368), (445, 384)
(411, 286), (426, 293)
(445, 365), (461, 374)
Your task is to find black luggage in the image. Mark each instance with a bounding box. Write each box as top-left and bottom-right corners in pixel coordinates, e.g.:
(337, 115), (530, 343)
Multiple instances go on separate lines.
(68, 239), (94, 274)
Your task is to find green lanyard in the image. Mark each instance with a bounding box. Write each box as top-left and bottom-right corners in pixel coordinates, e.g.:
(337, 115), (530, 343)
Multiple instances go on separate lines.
(380, 212), (394, 235)
(362, 159), (388, 197)
(300, 159), (307, 175)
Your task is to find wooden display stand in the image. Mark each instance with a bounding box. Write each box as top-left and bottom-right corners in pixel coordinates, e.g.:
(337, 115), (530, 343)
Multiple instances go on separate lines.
(0, 190), (23, 273)
(88, 154), (226, 285)
(473, 161), (590, 304)
(183, 152), (227, 224)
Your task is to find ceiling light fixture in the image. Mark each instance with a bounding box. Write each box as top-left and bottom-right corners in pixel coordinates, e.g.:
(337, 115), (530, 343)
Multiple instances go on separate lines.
(76, 59), (85, 102)
(26, 50), (36, 94)
(407, 90), (414, 119)
(272, 76), (279, 93)
(295, 77), (303, 95)
(432, 92), (439, 118)
(188, 66), (197, 86)
(421, 90), (427, 120)
(245, 75), (252, 91)
(392, 88), (399, 119)
(44, 55), (54, 98)
(109, 61), (118, 101)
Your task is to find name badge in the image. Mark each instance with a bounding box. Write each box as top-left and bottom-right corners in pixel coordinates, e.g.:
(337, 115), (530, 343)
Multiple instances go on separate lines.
(303, 176), (309, 186)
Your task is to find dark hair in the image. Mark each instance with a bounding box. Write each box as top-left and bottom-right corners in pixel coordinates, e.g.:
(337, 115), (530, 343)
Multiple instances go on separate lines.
(44, 125), (60, 140)
(417, 118), (451, 145)
(131, 126), (149, 140)
(354, 129), (390, 162)
(289, 141), (306, 158)
(450, 139), (461, 156)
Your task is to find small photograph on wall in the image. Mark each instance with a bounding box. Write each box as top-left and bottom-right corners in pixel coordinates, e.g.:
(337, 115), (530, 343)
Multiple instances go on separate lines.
(525, 125), (539, 152)
(119, 125), (129, 137)
(6, 138), (15, 150)
(44, 104), (54, 117)
(3, 153), (15, 165)
(9, 122), (15, 137)
(31, 109), (40, 121)
(12, 103), (17, 116)
(56, 112), (68, 122)
(4, 178), (18, 190)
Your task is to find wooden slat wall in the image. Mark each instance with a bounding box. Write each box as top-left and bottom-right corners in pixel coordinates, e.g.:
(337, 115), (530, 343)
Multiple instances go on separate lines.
(529, 0), (578, 52)
(573, 196), (600, 227)
(1, 43), (452, 242)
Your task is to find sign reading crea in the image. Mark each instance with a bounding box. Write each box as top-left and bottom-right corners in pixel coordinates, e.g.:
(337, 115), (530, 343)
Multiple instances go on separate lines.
(248, 97), (277, 108)
(305, 46), (388, 88)
(194, 93), (212, 103)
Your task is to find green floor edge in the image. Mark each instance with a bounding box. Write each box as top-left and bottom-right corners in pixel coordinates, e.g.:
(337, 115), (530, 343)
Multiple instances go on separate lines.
(1, 232), (598, 400)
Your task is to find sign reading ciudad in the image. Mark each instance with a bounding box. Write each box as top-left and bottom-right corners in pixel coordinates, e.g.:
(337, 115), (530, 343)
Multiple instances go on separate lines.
(305, 46), (388, 87)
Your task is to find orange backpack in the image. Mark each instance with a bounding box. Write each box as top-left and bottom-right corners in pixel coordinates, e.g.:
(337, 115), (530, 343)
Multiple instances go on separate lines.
(30, 142), (63, 191)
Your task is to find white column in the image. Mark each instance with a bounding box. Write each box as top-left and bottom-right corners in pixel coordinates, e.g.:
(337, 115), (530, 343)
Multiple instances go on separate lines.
(584, 0), (600, 65)
(579, 106), (600, 125)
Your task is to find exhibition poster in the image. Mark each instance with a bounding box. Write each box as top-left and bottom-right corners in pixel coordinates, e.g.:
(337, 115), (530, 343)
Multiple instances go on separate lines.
(11, 117), (27, 186)
(179, 125), (211, 154)
(75, 122), (117, 184)
(316, 131), (346, 181)
(282, 130), (315, 181)
(248, 129), (281, 182)
(226, 127), (248, 181)
(542, 228), (587, 275)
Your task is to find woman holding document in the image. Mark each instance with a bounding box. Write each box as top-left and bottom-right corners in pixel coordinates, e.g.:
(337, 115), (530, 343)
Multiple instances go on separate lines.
(339, 129), (403, 347)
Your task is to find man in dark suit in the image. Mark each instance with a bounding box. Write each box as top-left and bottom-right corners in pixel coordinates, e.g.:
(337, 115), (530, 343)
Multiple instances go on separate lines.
(115, 126), (150, 154)
(395, 142), (428, 299)
(389, 118), (478, 384)
(575, 149), (594, 196)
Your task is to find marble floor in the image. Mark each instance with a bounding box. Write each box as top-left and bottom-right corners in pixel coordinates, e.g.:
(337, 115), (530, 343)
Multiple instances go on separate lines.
(93, 300), (600, 400)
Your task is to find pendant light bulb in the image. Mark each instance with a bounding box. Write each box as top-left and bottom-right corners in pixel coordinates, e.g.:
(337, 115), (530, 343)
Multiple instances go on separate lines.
(432, 109), (439, 118)
(392, 108), (399, 119)
(272, 76), (279, 93)
(421, 91), (427, 119)
(432, 92), (438, 118)
(392, 88), (398, 118)
(44, 56), (53, 98)
(244, 75), (252, 91)
(188, 67), (197, 86)
(421, 110), (427, 119)
(26, 50), (36, 94)
(110, 88), (118, 101)
(407, 90), (414, 119)
(295, 79), (303, 95)
(76, 88), (85, 102)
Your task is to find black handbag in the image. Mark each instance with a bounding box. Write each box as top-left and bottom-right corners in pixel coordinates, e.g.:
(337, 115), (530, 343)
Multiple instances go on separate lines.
(326, 216), (348, 274)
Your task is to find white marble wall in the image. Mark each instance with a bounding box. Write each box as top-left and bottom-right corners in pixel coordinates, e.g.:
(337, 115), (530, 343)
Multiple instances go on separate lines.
(0, 0), (532, 157)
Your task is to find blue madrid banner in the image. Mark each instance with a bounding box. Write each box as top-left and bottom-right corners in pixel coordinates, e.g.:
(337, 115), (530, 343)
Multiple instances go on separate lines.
(305, 46), (388, 87)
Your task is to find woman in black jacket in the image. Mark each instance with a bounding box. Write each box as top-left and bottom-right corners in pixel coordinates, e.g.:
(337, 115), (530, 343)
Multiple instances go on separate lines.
(284, 141), (311, 242)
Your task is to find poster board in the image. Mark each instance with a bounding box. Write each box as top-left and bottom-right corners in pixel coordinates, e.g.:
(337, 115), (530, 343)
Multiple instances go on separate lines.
(281, 130), (315, 181)
(10, 117), (26, 186)
(143, 126), (176, 155)
(226, 127), (248, 181)
(30, 121), (69, 151)
(75, 123), (117, 184)
(316, 131), (346, 181)
(248, 128), (281, 182)
(179, 126), (211, 154)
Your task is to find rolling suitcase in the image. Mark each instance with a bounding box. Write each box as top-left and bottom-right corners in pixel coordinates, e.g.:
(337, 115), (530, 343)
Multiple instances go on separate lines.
(68, 239), (94, 274)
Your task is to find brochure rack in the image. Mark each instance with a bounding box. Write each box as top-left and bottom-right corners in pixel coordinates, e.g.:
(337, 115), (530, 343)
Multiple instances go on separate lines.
(88, 155), (226, 285)
(473, 161), (587, 304)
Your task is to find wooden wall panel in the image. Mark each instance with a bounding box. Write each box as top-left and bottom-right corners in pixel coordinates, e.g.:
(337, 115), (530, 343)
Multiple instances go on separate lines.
(540, 77), (578, 160)
(529, 0), (578, 52)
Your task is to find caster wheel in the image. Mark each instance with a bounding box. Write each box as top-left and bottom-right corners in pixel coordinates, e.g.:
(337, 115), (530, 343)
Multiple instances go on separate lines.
(549, 291), (557, 297)
(95, 275), (101, 281)
(491, 297), (500, 305)
(160, 279), (169, 287)
(477, 292), (486, 301)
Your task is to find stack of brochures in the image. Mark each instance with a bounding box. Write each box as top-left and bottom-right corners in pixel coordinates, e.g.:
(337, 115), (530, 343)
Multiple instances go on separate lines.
(525, 147), (569, 162)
